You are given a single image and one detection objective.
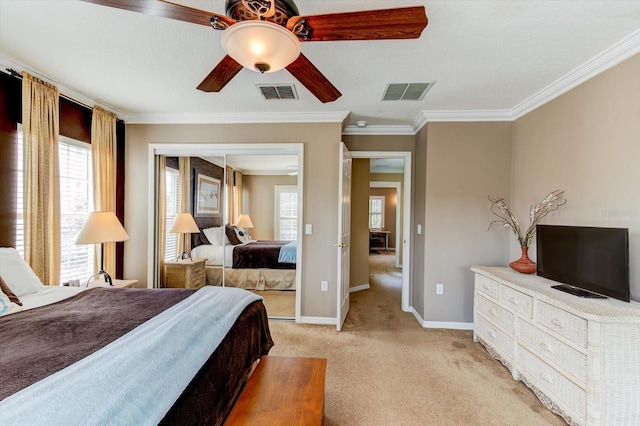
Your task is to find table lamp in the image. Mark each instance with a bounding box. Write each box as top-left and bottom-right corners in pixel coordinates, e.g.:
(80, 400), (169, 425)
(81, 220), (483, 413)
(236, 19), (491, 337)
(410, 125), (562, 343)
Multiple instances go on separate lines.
(169, 213), (200, 261)
(235, 214), (254, 229)
(76, 211), (129, 286)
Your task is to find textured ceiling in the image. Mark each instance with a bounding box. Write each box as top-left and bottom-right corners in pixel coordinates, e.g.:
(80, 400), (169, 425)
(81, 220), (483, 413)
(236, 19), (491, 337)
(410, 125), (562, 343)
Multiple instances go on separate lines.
(1, 0), (639, 132)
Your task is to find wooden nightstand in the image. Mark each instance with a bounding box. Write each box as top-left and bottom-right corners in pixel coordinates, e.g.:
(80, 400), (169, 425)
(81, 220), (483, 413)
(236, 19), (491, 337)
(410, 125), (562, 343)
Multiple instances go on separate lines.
(88, 279), (139, 288)
(164, 258), (206, 289)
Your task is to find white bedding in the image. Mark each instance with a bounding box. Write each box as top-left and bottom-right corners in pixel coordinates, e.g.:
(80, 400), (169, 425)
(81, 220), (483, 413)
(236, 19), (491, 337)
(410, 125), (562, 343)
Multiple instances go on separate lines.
(191, 243), (248, 266)
(5, 286), (86, 315)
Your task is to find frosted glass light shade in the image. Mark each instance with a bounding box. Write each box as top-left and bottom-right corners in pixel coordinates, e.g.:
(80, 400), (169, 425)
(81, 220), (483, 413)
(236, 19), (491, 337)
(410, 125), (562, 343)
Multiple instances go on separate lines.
(235, 214), (254, 228)
(76, 211), (129, 244)
(222, 20), (301, 73)
(169, 213), (200, 234)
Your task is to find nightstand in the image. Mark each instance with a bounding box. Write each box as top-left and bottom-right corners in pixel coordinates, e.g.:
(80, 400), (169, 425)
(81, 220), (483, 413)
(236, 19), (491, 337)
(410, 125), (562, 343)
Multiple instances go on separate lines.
(163, 258), (206, 289)
(88, 279), (139, 288)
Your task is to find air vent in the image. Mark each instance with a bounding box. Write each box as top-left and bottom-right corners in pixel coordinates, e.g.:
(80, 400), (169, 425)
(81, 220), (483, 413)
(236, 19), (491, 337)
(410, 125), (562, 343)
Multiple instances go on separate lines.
(258, 85), (298, 100)
(382, 82), (434, 101)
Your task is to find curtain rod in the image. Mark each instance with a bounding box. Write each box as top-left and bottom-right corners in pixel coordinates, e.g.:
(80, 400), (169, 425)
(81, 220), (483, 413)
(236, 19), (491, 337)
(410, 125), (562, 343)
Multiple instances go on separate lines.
(4, 67), (124, 121)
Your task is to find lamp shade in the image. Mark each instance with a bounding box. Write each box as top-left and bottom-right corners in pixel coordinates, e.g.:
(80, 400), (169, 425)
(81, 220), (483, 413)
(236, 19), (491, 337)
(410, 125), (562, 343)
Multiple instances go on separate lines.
(235, 214), (254, 229)
(169, 213), (200, 234)
(75, 211), (129, 244)
(221, 20), (301, 73)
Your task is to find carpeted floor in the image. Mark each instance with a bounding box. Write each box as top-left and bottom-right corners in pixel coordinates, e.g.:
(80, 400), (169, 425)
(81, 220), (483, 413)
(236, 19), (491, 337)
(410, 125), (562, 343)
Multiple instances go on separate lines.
(268, 253), (564, 425)
(251, 289), (295, 318)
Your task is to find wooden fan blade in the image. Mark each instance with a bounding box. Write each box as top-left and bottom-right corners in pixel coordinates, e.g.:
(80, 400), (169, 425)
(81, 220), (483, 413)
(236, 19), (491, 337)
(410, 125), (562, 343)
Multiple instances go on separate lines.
(79, 0), (235, 28)
(286, 54), (341, 103)
(197, 56), (243, 92)
(287, 6), (427, 41)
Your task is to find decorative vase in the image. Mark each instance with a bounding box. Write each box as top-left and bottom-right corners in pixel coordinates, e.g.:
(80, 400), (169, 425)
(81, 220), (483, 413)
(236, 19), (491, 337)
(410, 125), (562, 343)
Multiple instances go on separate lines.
(510, 246), (537, 274)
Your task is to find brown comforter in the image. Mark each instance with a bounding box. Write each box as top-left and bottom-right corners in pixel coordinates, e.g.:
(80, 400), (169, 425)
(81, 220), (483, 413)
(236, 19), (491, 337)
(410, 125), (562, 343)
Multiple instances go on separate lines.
(0, 287), (273, 425)
(233, 241), (296, 269)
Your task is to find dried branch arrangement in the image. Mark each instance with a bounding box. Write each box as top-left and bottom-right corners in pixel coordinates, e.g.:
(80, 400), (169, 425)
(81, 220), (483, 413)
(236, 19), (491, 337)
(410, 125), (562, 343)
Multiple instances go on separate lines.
(488, 190), (567, 247)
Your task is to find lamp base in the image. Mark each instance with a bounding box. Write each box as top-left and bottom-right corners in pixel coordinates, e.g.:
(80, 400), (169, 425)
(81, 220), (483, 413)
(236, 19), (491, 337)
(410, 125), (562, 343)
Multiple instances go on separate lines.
(86, 270), (113, 287)
(176, 251), (192, 262)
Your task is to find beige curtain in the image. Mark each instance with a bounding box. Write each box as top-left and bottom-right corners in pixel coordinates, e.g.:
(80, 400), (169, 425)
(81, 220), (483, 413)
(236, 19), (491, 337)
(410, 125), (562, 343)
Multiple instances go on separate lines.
(91, 106), (117, 276)
(178, 156), (191, 254)
(157, 156), (167, 287)
(226, 166), (235, 224)
(234, 170), (243, 221)
(22, 71), (61, 285)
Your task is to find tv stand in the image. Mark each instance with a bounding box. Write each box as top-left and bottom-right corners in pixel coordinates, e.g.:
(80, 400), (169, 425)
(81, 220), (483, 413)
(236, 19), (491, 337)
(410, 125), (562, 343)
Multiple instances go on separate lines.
(471, 266), (640, 426)
(551, 284), (606, 299)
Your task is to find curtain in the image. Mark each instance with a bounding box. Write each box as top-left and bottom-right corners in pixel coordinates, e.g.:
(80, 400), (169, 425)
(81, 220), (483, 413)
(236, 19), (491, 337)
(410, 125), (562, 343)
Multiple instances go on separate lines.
(177, 156), (191, 254)
(91, 106), (117, 276)
(226, 166), (234, 224)
(22, 71), (60, 285)
(157, 156), (167, 288)
(234, 170), (243, 221)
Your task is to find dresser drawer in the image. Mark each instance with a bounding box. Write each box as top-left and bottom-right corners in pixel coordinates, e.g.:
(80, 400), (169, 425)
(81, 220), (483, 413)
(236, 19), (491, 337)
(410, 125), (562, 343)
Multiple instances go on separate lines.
(191, 260), (205, 275)
(475, 274), (499, 300)
(536, 302), (587, 348)
(477, 293), (514, 333)
(517, 346), (587, 421)
(500, 286), (533, 318)
(188, 273), (206, 289)
(518, 320), (587, 384)
(476, 315), (514, 360)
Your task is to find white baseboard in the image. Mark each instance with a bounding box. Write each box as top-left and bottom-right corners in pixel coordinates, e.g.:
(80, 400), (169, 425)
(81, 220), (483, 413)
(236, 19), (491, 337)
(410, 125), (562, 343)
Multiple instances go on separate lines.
(350, 284), (370, 293)
(300, 316), (337, 325)
(410, 307), (474, 330)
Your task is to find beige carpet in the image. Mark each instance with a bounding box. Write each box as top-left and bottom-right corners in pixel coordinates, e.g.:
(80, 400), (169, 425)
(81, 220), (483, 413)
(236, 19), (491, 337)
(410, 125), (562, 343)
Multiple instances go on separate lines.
(268, 254), (564, 425)
(251, 290), (295, 318)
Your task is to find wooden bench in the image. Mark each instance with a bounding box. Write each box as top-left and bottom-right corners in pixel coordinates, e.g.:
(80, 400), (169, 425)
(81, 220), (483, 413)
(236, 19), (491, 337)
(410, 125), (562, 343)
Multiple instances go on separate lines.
(225, 356), (327, 425)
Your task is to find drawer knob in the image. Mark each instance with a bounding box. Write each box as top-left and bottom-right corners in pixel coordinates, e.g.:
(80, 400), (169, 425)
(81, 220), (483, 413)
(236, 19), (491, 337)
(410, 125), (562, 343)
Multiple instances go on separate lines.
(488, 308), (498, 317)
(488, 330), (497, 339)
(551, 318), (565, 329)
(539, 342), (554, 353)
(483, 283), (490, 290)
(509, 297), (520, 306)
(539, 372), (553, 384)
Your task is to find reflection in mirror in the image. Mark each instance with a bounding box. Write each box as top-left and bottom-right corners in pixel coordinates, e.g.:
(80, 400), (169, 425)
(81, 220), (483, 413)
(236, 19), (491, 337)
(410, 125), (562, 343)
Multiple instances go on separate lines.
(156, 151), (299, 320)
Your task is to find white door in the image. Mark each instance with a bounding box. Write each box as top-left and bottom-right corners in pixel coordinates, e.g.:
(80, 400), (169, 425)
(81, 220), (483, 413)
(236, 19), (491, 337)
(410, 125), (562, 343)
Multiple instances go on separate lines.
(336, 143), (352, 331)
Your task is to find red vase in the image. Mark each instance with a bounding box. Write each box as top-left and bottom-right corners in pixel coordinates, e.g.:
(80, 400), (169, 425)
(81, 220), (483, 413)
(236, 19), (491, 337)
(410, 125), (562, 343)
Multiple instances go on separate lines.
(510, 246), (537, 274)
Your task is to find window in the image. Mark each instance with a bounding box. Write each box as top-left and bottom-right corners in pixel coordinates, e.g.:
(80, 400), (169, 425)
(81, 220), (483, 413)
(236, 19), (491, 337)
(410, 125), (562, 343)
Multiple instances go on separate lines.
(164, 167), (180, 261)
(274, 185), (297, 241)
(15, 127), (95, 284)
(369, 196), (385, 229)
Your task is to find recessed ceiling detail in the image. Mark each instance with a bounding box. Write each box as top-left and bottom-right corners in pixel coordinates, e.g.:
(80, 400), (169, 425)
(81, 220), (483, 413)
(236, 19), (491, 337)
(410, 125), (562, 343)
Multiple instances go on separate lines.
(382, 83), (434, 101)
(258, 85), (298, 100)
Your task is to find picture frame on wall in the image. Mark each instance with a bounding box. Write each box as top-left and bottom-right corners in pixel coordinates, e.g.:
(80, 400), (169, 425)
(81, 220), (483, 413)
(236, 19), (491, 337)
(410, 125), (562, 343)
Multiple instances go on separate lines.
(195, 173), (220, 217)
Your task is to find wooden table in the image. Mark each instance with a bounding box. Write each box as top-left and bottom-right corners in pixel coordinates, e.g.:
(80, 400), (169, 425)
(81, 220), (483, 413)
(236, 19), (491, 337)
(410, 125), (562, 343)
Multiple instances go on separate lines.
(225, 356), (327, 425)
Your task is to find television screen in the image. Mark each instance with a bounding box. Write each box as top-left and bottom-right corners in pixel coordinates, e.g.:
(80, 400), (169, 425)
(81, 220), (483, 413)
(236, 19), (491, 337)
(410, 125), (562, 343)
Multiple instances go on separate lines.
(536, 225), (630, 302)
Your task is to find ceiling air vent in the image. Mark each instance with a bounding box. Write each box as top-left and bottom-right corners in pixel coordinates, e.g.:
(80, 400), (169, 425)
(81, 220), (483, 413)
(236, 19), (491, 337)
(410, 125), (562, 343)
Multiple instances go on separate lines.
(258, 85), (298, 100)
(382, 82), (434, 101)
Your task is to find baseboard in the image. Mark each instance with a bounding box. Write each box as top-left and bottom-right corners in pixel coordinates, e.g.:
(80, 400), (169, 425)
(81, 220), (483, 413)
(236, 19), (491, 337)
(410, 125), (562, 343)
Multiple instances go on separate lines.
(300, 316), (337, 325)
(350, 284), (370, 293)
(410, 307), (474, 330)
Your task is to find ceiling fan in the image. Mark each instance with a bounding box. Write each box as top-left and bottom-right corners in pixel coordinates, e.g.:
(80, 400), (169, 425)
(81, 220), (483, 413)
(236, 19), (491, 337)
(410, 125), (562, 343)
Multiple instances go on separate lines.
(80, 0), (428, 103)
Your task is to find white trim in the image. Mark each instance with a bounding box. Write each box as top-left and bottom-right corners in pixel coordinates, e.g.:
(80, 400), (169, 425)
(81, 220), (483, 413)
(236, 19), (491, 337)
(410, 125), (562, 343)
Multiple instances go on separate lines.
(350, 151), (411, 312)
(350, 284), (370, 293)
(300, 316), (337, 325)
(410, 307), (474, 330)
(128, 111), (350, 124)
(370, 181), (403, 268)
(416, 110), (513, 124)
(342, 124), (415, 136)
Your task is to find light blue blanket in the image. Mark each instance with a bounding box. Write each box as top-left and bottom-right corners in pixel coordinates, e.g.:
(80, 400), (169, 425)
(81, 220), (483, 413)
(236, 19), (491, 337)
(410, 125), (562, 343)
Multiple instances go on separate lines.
(0, 286), (261, 425)
(278, 241), (297, 263)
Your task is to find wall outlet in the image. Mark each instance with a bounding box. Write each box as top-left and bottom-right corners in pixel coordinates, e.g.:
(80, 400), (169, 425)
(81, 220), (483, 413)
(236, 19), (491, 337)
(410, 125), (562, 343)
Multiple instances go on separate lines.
(321, 280), (328, 292)
(436, 283), (444, 295)
(417, 224), (422, 235)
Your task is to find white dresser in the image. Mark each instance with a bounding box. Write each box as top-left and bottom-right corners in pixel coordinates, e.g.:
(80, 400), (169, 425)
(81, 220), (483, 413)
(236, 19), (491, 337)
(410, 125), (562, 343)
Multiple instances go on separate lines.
(472, 266), (640, 426)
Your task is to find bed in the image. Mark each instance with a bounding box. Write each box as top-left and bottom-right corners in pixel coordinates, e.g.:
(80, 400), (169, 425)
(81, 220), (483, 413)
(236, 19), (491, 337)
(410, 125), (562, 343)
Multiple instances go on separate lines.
(0, 247), (273, 425)
(192, 225), (296, 291)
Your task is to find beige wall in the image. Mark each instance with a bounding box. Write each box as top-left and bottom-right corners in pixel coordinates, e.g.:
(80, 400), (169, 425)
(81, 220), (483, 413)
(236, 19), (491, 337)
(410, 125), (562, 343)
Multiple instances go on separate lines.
(124, 122), (342, 318)
(512, 54), (640, 301)
(370, 187), (397, 248)
(422, 122), (513, 323)
(413, 128), (427, 317)
(242, 174), (297, 240)
(350, 159), (371, 288)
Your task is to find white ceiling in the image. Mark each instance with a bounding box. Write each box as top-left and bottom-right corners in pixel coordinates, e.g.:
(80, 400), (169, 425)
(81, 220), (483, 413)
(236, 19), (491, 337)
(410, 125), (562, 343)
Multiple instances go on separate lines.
(1, 1), (639, 133)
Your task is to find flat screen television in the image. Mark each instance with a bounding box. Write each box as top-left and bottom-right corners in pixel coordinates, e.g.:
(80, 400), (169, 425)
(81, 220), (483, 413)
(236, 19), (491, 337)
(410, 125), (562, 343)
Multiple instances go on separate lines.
(536, 225), (630, 302)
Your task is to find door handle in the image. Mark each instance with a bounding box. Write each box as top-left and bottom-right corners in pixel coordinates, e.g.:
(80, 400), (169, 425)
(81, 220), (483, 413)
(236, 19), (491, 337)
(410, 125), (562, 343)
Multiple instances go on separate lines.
(334, 243), (348, 248)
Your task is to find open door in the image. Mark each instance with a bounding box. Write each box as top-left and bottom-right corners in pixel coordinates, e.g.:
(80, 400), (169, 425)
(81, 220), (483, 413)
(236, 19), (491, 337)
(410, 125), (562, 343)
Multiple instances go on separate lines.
(336, 143), (352, 331)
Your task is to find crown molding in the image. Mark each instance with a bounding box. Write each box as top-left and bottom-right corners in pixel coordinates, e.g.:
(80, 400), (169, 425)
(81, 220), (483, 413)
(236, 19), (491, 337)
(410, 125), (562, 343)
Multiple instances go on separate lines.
(511, 29), (640, 119)
(0, 55), (126, 119)
(127, 111), (350, 124)
(342, 124), (415, 135)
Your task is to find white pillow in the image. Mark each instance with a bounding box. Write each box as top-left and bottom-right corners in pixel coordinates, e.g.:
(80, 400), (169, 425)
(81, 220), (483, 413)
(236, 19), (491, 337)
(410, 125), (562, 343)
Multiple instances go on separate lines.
(0, 248), (45, 296)
(234, 227), (251, 244)
(0, 290), (21, 316)
(202, 226), (231, 246)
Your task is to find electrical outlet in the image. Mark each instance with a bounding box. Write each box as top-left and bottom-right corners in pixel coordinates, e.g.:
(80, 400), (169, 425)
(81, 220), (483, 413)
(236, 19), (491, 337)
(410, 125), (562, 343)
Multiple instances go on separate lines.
(417, 224), (422, 235)
(436, 283), (444, 295)
(321, 281), (328, 292)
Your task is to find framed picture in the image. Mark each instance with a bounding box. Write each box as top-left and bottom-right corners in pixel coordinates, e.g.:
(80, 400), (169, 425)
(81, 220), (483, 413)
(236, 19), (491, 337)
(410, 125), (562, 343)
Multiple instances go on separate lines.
(195, 173), (220, 216)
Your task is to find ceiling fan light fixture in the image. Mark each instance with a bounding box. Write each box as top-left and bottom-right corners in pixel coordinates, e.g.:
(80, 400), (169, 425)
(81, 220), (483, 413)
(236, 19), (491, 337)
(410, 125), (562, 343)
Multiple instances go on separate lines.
(222, 20), (301, 73)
